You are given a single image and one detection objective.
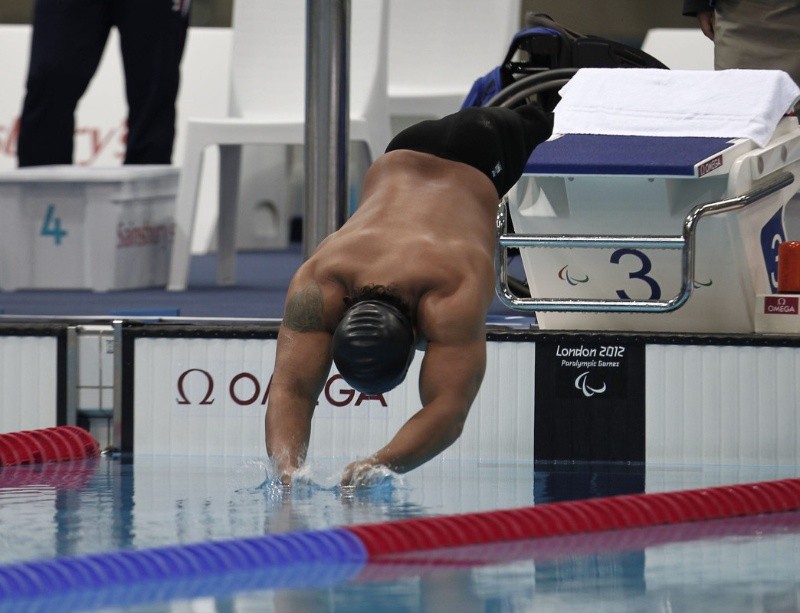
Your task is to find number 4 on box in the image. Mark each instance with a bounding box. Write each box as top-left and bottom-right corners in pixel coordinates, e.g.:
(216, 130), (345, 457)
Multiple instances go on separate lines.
(40, 204), (68, 245)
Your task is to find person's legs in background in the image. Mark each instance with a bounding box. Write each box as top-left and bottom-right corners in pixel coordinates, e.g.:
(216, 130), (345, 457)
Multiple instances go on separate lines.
(17, 0), (112, 167)
(115, 0), (190, 165)
(715, 0), (800, 239)
(714, 0), (800, 88)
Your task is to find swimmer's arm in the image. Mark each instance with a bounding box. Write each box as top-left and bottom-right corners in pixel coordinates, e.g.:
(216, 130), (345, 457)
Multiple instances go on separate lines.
(266, 284), (333, 484)
(341, 338), (485, 483)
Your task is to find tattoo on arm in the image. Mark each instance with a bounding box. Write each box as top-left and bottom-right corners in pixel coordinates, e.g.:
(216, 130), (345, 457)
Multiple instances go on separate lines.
(283, 282), (325, 332)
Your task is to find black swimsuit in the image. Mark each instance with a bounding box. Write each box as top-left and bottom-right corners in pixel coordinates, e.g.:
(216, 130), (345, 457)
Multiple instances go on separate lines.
(384, 105), (553, 197)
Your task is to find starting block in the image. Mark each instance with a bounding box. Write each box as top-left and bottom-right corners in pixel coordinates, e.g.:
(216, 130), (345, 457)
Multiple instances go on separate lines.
(497, 118), (800, 333)
(496, 68), (800, 334)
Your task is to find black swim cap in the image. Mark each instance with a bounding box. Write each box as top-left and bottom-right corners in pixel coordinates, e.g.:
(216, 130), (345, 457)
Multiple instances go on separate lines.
(332, 300), (415, 394)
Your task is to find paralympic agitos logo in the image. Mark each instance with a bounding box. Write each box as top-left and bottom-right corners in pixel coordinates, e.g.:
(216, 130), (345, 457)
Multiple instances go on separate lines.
(175, 369), (388, 407)
(557, 265), (589, 286)
(574, 371), (607, 398)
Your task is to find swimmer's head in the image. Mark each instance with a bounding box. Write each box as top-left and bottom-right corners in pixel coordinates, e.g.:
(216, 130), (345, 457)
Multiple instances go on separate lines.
(332, 289), (415, 395)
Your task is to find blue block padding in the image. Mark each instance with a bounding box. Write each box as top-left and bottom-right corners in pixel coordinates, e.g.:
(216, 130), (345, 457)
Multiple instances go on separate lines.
(0, 529), (366, 600)
(109, 307), (181, 317)
(525, 134), (734, 176)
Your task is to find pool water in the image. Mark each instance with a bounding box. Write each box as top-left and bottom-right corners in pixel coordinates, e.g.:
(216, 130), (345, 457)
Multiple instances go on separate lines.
(0, 455), (798, 611)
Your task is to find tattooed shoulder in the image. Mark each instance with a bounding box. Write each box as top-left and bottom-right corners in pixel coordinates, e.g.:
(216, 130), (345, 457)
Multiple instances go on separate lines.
(283, 282), (325, 332)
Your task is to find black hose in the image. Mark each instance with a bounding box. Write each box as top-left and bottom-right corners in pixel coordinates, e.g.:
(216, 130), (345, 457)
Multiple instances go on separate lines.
(483, 67), (579, 109)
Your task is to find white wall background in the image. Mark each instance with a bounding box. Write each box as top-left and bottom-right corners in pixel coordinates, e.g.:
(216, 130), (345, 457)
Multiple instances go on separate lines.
(0, 336), (59, 433)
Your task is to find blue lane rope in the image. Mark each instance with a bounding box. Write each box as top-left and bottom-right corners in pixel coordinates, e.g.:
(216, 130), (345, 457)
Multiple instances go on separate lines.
(0, 562), (364, 613)
(0, 563), (363, 613)
(0, 529), (366, 601)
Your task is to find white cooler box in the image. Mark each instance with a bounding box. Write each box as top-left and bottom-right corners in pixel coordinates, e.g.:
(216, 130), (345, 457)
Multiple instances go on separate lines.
(504, 117), (800, 333)
(0, 166), (178, 291)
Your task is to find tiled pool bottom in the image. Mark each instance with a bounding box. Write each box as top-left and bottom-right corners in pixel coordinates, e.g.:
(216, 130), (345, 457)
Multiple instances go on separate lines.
(0, 456), (799, 611)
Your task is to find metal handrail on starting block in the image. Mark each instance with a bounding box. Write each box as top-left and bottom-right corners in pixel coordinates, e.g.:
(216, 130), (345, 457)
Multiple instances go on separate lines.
(495, 169), (795, 313)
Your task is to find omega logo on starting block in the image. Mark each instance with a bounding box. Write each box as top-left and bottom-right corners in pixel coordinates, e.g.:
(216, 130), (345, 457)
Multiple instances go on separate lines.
(698, 154), (723, 177)
(764, 296), (799, 314)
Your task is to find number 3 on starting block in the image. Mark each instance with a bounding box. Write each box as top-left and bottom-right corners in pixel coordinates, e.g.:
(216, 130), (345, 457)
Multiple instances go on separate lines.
(40, 204), (69, 245)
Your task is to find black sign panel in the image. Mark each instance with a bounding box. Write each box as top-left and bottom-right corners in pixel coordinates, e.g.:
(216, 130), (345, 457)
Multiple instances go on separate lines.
(534, 339), (645, 462)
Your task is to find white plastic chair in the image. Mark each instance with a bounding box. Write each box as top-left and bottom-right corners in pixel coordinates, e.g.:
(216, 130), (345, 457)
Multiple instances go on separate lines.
(387, 0), (521, 123)
(641, 28), (714, 71)
(167, 0), (391, 291)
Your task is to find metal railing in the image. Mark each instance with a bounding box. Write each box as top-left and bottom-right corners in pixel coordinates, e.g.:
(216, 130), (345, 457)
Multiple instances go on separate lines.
(496, 169), (795, 313)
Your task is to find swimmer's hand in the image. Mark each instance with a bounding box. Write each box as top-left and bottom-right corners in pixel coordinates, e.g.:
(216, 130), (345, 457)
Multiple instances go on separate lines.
(279, 472), (293, 487)
(340, 458), (385, 487)
(271, 460), (299, 486)
(274, 464), (314, 488)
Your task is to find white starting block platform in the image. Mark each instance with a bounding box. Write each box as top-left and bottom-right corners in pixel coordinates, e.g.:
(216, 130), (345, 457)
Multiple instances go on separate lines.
(498, 68), (800, 334)
(499, 117), (800, 333)
(0, 166), (178, 292)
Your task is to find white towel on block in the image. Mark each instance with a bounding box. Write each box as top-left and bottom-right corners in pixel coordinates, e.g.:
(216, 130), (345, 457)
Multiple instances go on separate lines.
(552, 68), (800, 147)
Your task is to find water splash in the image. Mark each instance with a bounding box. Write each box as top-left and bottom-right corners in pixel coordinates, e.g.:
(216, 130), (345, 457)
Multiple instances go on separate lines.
(251, 459), (405, 504)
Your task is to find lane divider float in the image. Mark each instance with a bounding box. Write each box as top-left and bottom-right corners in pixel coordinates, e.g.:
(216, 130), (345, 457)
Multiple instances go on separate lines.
(0, 475), (798, 602)
(0, 426), (99, 467)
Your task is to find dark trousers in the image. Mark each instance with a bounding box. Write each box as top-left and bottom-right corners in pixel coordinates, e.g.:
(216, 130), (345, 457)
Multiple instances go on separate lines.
(17, 0), (190, 166)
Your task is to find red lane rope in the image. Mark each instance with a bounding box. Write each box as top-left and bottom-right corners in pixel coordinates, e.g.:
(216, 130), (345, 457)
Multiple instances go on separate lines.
(0, 458), (99, 489)
(0, 426), (99, 467)
(346, 477), (800, 558)
(352, 511), (800, 585)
